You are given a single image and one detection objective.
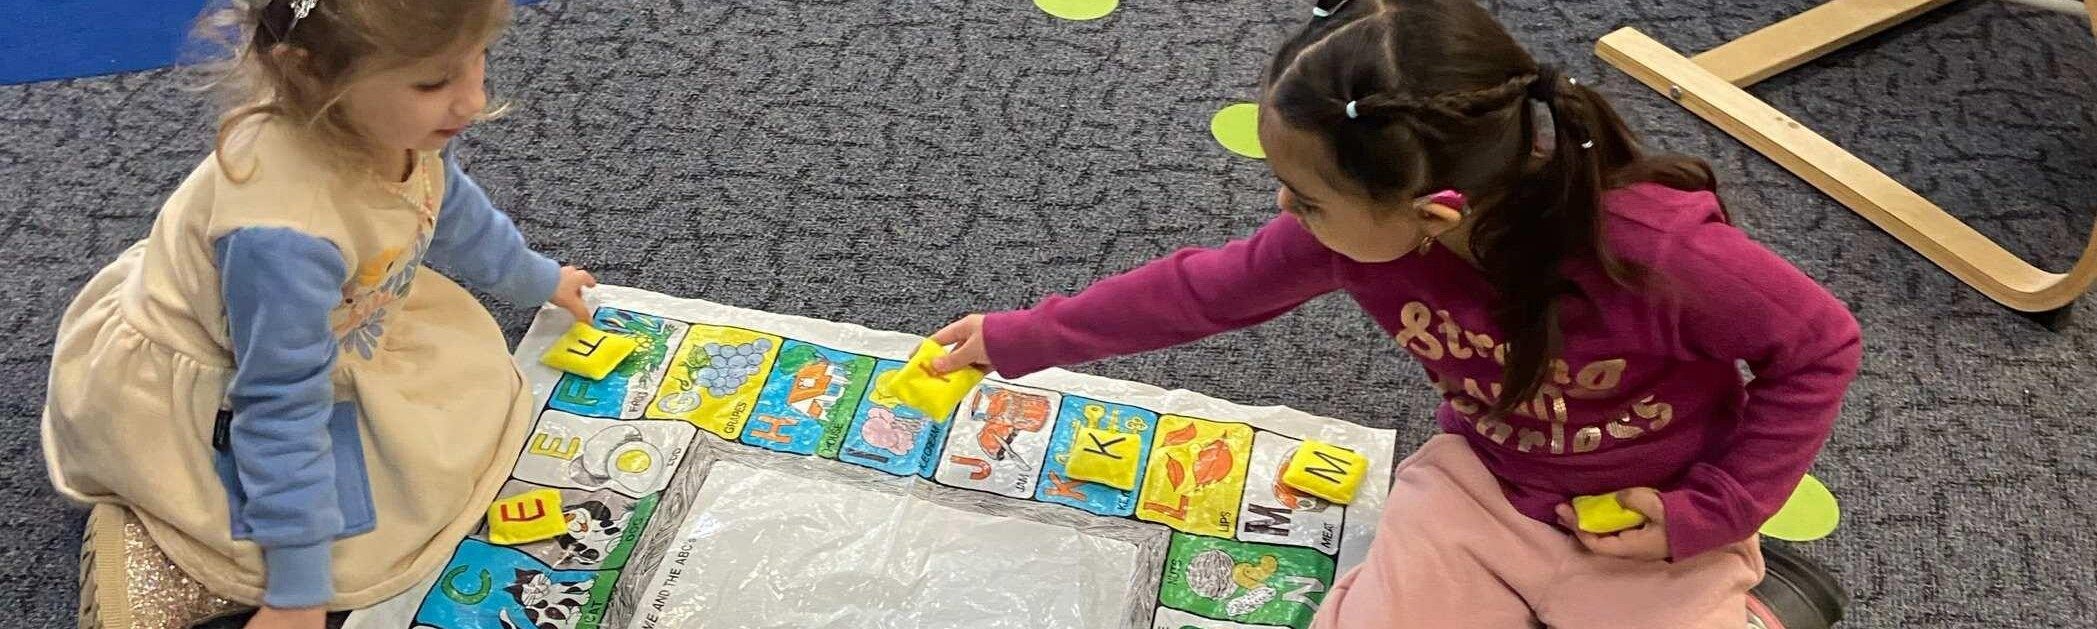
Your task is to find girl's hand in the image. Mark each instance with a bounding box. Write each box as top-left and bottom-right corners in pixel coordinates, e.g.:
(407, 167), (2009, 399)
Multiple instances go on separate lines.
(550, 266), (598, 322)
(1554, 487), (1670, 561)
(244, 606), (325, 629)
(928, 314), (992, 375)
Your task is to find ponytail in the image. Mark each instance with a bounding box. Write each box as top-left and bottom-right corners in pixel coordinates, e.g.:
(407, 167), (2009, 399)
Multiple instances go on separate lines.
(1472, 69), (1609, 419)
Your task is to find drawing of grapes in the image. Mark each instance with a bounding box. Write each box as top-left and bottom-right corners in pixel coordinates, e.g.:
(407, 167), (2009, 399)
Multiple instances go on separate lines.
(659, 337), (774, 414)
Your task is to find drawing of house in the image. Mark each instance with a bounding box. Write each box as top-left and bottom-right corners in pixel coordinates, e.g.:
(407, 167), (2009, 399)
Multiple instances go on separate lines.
(788, 358), (850, 418)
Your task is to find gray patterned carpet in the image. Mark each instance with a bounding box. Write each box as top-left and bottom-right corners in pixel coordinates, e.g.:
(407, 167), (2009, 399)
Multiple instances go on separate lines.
(3, 0), (2094, 627)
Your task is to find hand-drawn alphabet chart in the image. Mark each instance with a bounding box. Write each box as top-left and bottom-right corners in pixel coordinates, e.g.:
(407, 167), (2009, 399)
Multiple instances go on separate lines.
(346, 286), (1396, 629)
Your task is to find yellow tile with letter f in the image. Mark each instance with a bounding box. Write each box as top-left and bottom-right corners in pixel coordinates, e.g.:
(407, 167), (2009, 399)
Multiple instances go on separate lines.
(540, 322), (639, 380)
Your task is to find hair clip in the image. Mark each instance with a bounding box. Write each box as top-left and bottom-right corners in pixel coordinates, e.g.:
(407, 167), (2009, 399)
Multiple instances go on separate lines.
(1312, 0), (1351, 18)
(1345, 100), (1360, 119)
(1579, 140), (1594, 149)
(285, 0), (318, 38)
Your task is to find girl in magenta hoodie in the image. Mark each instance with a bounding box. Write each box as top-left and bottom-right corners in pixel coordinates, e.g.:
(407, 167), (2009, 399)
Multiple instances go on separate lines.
(930, 0), (1861, 626)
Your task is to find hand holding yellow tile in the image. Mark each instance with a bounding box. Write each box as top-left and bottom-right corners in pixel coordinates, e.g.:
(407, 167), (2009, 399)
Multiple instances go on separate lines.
(1570, 492), (1650, 534)
(870, 339), (985, 420)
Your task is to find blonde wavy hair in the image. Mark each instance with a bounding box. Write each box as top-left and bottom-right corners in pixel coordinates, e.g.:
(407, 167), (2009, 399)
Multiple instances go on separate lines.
(195, 0), (512, 180)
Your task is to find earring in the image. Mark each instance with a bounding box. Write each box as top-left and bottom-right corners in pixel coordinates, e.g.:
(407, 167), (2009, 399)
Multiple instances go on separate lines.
(1413, 202), (1441, 254)
(1417, 217), (1440, 253)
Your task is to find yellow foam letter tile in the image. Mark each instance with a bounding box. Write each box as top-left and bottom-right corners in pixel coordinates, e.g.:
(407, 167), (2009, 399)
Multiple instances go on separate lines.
(1570, 493), (1649, 534)
(1065, 426), (1142, 490)
(540, 322), (639, 381)
(487, 488), (566, 545)
(871, 339), (985, 420)
(1280, 440), (1367, 505)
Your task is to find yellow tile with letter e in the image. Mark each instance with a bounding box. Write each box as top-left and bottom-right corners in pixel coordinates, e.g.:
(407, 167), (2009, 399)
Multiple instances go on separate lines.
(1280, 440), (1367, 505)
(486, 488), (565, 545)
(1065, 426), (1142, 490)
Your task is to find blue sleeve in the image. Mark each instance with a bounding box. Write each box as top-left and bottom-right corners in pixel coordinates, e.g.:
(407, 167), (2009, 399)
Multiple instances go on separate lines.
(216, 227), (347, 608)
(426, 155), (561, 306)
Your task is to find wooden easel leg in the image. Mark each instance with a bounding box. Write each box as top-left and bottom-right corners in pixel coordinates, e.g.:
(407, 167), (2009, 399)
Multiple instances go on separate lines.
(1693, 0), (1956, 87)
(1596, 24), (2097, 314)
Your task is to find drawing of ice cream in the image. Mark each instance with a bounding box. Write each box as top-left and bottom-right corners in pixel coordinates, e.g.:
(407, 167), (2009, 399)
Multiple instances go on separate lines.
(861, 407), (922, 456)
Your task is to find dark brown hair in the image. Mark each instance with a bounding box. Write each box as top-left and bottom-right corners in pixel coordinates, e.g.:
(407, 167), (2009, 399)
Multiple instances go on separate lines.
(1262, 0), (1717, 418)
(195, 0), (512, 178)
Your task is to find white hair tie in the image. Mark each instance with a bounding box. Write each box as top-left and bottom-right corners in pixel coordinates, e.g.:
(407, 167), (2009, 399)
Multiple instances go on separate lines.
(286, 0), (318, 37)
(1345, 100), (1360, 119)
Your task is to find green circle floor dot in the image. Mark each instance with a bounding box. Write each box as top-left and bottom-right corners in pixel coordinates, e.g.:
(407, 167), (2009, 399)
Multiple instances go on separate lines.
(1035, 0), (1118, 21)
(1211, 103), (1263, 159)
(1761, 473), (1840, 542)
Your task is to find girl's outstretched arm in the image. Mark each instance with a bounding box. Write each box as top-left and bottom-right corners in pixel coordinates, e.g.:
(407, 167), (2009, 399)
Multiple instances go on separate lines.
(972, 213), (1344, 377)
(425, 154), (579, 316)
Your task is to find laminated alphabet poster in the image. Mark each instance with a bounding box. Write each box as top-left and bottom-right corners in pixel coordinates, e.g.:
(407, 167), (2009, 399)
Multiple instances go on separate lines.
(345, 286), (1396, 629)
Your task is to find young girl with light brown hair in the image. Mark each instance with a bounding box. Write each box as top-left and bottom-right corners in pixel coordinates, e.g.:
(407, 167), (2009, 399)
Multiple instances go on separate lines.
(44, 1), (593, 627)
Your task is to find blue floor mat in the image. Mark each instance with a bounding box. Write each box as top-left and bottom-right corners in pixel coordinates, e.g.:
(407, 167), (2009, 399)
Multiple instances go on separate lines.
(0, 0), (541, 85)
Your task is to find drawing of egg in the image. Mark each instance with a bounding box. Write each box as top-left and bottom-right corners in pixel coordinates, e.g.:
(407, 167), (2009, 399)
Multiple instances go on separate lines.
(578, 425), (668, 494)
(606, 441), (666, 494)
(616, 448), (653, 474)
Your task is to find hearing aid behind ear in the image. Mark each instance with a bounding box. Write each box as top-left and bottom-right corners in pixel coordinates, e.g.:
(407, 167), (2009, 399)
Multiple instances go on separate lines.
(1421, 189), (1467, 218)
(1426, 189), (1466, 210)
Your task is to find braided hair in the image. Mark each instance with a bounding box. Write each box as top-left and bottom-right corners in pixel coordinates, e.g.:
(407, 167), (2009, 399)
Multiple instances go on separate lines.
(1263, 0), (1718, 419)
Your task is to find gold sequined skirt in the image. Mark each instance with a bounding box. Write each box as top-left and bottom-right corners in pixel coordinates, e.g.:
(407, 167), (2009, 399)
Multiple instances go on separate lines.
(78, 504), (246, 629)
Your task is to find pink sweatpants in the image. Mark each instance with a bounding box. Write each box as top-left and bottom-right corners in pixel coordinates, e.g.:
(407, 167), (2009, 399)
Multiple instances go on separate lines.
(1312, 435), (1764, 629)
